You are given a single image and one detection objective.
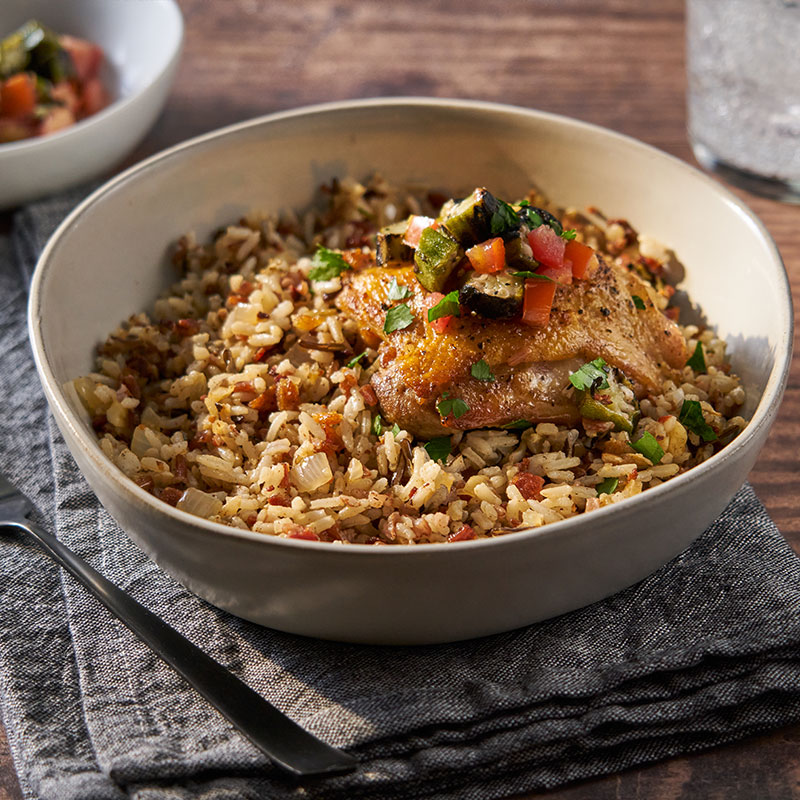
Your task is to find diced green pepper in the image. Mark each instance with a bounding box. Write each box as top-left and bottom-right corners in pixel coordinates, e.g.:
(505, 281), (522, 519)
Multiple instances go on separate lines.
(574, 365), (640, 433)
(413, 227), (462, 292)
(504, 231), (538, 270)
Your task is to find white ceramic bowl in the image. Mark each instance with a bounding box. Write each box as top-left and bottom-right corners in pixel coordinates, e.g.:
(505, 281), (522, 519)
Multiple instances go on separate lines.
(28, 99), (793, 644)
(0, 0), (182, 209)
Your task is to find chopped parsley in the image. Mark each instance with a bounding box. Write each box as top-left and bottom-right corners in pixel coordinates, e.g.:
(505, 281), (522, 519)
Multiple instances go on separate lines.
(424, 436), (452, 463)
(560, 229), (577, 241)
(501, 419), (533, 430)
(631, 431), (664, 464)
(632, 295), (646, 310)
(346, 351), (367, 369)
(568, 358), (610, 392)
(383, 303), (414, 334)
(686, 342), (707, 372)
(470, 359), (495, 382)
(511, 270), (552, 281)
(678, 399), (718, 442)
(596, 477), (619, 495)
(428, 290), (461, 322)
(387, 277), (411, 302)
(437, 392), (469, 419)
(308, 245), (350, 282)
(490, 199), (521, 236)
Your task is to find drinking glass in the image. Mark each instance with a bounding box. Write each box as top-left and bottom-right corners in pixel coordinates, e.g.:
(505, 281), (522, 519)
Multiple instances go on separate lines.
(686, 0), (800, 202)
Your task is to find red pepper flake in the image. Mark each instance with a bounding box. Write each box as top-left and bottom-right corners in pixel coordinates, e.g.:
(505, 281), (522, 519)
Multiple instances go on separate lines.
(448, 524), (476, 542)
(160, 487), (183, 506)
(267, 496), (290, 507)
(360, 384), (378, 406)
(252, 346), (272, 363)
(512, 472), (545, 501)
(279, 463), (291, 489)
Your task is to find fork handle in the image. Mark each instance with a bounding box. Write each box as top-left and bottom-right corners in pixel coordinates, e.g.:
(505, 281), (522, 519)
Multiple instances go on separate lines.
(2, 519), (356, 778)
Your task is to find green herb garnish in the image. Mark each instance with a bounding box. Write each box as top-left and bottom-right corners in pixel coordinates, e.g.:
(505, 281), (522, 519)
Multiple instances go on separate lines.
(632, 295), (646, 310)
(501, 419), (533, 430)
(631, 431), (665, 464)
(685, 342), (707, 373)
(490, 199), (521, 236)
(596, 477), (619, 495)
(391, 423), (401, 436)
(511, 270), (553, 281)
(678, 399), (718, 442)
(437, 392), (469, 420)
(470, 359), (495, 382)
(308, 245), (350, 282)
(387, 277), (411, 302)
(424, 436), (452, 463)
(346, 351), (367, 369)
(383, 303), (414, 334)
(371, 413), (384, 437)
(568, 358), (610, 392)
(427, 290), (460, 322)
(561, 229), (577, 241)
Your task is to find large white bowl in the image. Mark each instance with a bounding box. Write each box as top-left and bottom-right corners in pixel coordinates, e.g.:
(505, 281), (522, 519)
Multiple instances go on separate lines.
(28, 99), (793, 644)
(0, 0), (183, 209)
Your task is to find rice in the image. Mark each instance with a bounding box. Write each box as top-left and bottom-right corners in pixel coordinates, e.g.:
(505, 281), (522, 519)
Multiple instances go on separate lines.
(74, 175), (747, 544)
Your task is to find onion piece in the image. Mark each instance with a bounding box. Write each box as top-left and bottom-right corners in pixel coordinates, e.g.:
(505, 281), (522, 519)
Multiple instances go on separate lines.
(290, 452), (333, 492)
(177, 487), (223, 518)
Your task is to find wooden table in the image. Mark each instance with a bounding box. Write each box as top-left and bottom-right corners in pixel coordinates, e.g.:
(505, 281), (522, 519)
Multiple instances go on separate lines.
(2, 1), (798, 797)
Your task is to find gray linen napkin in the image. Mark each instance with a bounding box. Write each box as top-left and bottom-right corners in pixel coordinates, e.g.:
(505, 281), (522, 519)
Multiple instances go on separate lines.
(3, 190), (800, 800)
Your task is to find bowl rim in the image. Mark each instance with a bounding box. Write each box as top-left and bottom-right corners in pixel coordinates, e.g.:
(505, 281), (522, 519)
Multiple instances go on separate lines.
(28, 96), (795, 559)
(0, 0), (183, 156)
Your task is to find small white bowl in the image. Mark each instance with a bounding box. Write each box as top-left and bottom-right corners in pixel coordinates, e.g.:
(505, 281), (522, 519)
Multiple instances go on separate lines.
(28, 99), (793, 644)
(0, 0), (182, 209)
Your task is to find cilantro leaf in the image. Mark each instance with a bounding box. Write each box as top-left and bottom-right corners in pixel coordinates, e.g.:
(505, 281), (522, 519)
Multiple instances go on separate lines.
(424, 436), (452, 463)
(470, 359), (495, 382)
(428, 290), (461, 322)
(596, 477), (619, 495)
(685, 342), (707, 372)
(308, 245), (350, 282)
(387, 277), (411, 302)
(561, 229), (577, 241)
(383, 303), (414, 334)
(631, 431), (665, 464)
(501, 419), (533, 430)
(517, 199), (531, 207)
(511, 270), (553, 281)
(632, 295), (646, 310)
(678, 399), (718, 442)
(490, 199), (521, 236)
(437, 392), (470, 419)
(568, 358), (610, 392)
(346, 351), (367, 369)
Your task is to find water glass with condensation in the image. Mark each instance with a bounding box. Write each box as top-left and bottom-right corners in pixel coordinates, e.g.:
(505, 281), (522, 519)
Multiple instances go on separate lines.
(686, 0), (800, 202)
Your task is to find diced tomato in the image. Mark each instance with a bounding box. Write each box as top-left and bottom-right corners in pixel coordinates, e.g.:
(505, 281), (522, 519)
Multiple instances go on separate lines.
(287, 526), (320, 541)
(0, 73), (37, 118)
(527, 225), (566, 269)
(536, 259), (572, 285)
(512, 472), (545, 500)
(466, 237), (506, 274)
(59, 34), (104, 82)
(403, 215), (436, 247)
(448, 524), (476, 542)
(564, 239), (598, 280)
(37, 106), (76, 136)
(521, 279), (556, 327)
(425, 291), (455, 333)
(80, 76), (109, 116)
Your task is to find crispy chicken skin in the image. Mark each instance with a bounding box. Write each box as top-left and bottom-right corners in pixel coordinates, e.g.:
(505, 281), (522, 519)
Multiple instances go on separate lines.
(336, 259), (687, 438)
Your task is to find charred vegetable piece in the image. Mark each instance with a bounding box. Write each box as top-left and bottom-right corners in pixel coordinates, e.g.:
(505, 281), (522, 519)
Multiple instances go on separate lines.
(0, 20), (72, 82)
(458, 270), (524, 318)
(504, 231), (539, 270)
(518, 204), (564, 236)
(573, 363), (640, 433)
(376, 220), (414, 266)
(441, 188), (501, 246)
(414, 226), (462, 292)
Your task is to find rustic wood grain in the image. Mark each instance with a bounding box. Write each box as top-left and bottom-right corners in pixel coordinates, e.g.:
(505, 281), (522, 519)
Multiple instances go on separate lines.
(2, 0), (799, 796)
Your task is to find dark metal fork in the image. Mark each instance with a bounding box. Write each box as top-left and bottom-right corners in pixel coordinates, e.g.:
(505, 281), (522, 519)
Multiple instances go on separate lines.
(0, 471), (357, 778)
